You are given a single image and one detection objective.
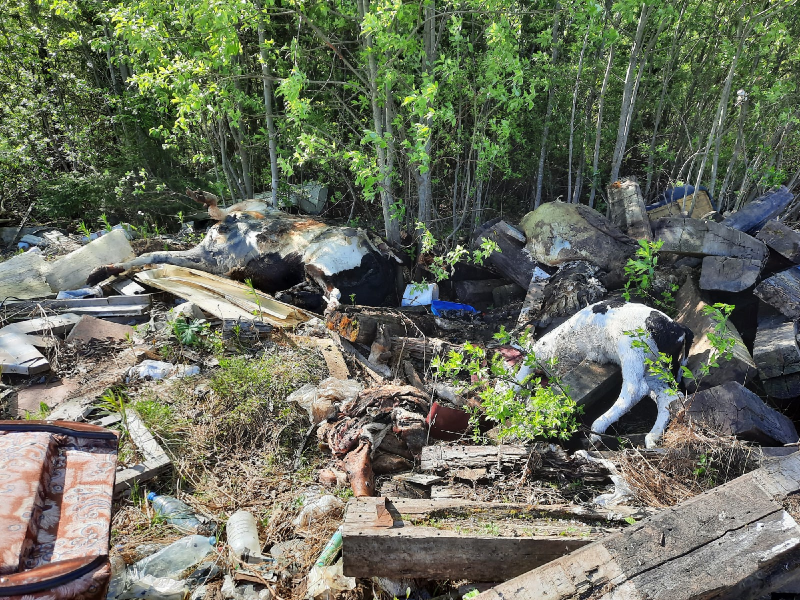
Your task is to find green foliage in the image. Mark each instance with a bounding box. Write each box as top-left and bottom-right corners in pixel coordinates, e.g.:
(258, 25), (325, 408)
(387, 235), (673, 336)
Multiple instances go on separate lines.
(433, 330), (581, 442)
(623, 239), (678, 313)
(244, 278), (263, 321)
(169, 318), (208, 347)
(626, 302), (736, 390)
(416, 222), (501, 283)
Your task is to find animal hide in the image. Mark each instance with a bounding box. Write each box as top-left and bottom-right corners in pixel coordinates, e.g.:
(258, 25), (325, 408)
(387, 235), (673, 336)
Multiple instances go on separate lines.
(87, 191), (400, 306)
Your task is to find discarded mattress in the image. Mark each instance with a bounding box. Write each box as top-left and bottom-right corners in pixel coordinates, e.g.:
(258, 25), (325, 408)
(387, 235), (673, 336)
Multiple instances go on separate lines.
(0, 420), (118, 599)
(135, 265), (310, 327)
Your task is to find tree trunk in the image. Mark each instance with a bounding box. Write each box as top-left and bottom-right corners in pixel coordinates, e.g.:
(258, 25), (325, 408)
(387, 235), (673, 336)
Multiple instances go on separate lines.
(589, 43), (615, 208)
(609, 4), (651, 185)
(359, 0), (401, 246)
(256, 1), (279, 207)
(568, 25), (590, 204)
(532, 5), (561, 209)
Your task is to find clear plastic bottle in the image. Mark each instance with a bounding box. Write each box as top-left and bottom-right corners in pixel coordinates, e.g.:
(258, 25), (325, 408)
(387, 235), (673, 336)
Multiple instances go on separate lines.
(226, 510), (262, 559)
(148, 492), (207, 534)
(128, 535), (217, 580)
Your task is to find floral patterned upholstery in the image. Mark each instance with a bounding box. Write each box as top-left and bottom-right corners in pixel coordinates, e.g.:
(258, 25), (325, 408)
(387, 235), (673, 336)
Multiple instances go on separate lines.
(0, 422), (117, 600)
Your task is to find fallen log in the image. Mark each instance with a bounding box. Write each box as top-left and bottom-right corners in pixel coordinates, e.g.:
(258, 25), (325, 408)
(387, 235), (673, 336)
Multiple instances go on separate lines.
(475, 451), (800, 600)
(326, 305), (438, 346)
(754, 266), (800, 319)
(390, 336), (459, 361)
(675, 276), (756, 390)
(607, 178), (653, 241)
(342, 497), (651, 581)
(472, 219), (544, 289)
(722, 185), (794, 234)
(757, 219), (800, 263)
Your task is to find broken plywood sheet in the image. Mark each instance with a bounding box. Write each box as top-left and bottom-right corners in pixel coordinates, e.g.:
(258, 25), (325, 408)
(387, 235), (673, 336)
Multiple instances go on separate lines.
(45, 229), (135, 292)
(135, 265), (309, 327)
(16, 379), (81, 416)
(0, 252), (53, 300)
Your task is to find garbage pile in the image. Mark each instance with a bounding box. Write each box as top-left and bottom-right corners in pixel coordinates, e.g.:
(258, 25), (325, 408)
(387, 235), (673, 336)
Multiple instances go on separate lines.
(3, 179), (800, 600)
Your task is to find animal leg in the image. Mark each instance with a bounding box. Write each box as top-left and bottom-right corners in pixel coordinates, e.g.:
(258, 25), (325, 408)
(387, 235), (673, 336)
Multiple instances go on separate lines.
(590, 354), (649, 443)
(644, 385), (680, 448)
(85, 248), (215, 286)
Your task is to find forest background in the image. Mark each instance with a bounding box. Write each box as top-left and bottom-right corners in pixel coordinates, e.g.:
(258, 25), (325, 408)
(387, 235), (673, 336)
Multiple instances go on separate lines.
(2, 0), (798, 247)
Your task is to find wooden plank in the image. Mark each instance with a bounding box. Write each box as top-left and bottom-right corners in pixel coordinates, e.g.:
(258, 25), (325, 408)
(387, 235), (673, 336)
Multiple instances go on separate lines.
(342, 497), (610, 581)
(333, 333), (390, 381)
(722, 185), (794, 234)
(135, 265), (309, 327)
(292, 334), (350, 380)
(653, 217), (768, 262)
(754, 266), (800, 319)
(756, 219), (800, 263)
(753, 303), (800, 382)
(421, 445), (530, 472)
(675, 276), (756, 390)
(327, 305), (438, 346)
(560, 360), (621, 409)
(607, 178), (653, 241)
(472, 219), (544, 289)
(114, 408), (172, 497)
(699, 255), (763, 291)
(474, 452), (800, 600)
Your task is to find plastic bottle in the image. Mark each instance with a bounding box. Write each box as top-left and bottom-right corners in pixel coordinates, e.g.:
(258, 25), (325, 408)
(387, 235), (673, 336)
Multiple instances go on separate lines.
(129, 535), (216, 580)
(147, 492), (207, 534)
(226, 510), (262, 559)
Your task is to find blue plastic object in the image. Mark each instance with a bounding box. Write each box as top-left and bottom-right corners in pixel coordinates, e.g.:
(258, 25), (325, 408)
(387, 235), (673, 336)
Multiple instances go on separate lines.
(431, 300), (479, 317)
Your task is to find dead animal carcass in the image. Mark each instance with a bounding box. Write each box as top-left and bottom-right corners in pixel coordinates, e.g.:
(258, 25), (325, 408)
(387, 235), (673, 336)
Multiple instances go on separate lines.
(514, 300), (693, 448)
(87, 190), (400, 306)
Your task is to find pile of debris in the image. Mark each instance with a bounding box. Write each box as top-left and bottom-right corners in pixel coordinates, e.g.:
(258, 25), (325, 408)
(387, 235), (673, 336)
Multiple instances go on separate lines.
(3, 179), (800, 600)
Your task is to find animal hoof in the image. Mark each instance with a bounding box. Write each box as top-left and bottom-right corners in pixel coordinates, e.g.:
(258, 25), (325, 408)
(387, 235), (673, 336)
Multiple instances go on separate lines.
(589, 433), (602, 446)
(644, 433), (661, 449)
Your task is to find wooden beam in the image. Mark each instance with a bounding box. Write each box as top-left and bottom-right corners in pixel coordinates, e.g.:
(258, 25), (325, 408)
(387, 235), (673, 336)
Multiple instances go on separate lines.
(474, 452), (800, 600)
(754, 267), (800, 319)
(472, 220), (544, 289)
(607, 178), (653, 241)
(757, 219), (800, 263)
(342, 497), (623, 581)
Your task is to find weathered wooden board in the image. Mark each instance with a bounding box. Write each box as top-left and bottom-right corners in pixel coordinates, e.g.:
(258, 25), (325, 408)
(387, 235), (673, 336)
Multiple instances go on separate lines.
(757, 219), (800, 263)
(754, 303), (800, 382)
(607, 179), (653, 241)
(699, 255), (763, 291)
(561, 360), (622, 409)
(136, 265), (308, 327)
(472, 219), (543, 289)
(722, 185), (794, 234)
(114, 408), (172, 498)
(327, 305), (438, 346)
(342, 497), (622, 580)
(474, 451), (800, 600)
(675, 276), (756, 390)
(754, 266), (800, 319)
(653, 217), (768, 262)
